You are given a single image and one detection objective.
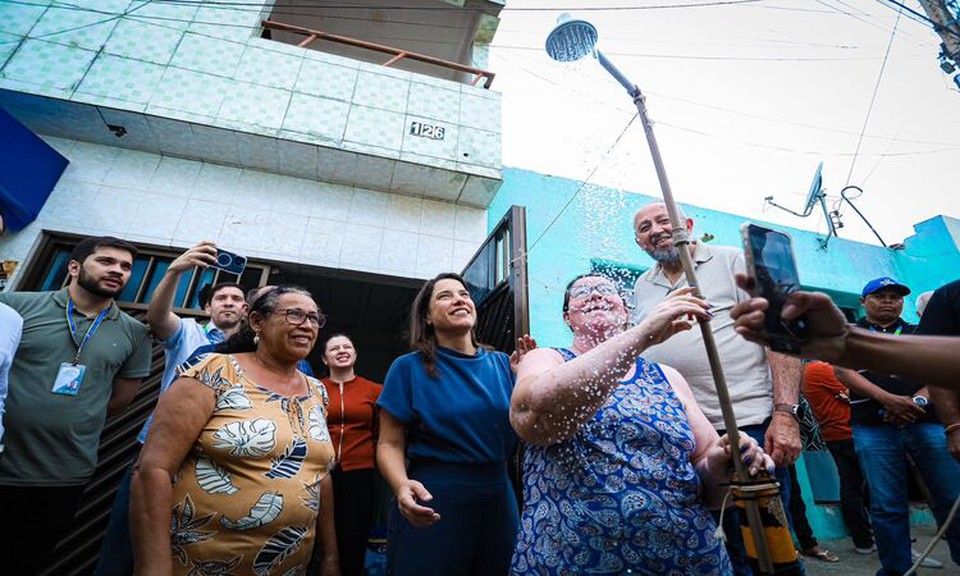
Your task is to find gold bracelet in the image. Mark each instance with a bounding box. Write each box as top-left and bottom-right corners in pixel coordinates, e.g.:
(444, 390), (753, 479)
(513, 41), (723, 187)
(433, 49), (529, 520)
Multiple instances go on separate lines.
(944, 423), (960, 435)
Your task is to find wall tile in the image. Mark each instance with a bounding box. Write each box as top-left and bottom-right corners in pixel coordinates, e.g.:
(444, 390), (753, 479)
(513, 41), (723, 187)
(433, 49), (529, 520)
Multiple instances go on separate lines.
(146, 115), (198, 154)
(278, 139), (319, 180)
(339, 223), (383, 270)
(217, 81), (290, 132)
(190, 124), (240, 166)
(129, 191), (188, 241)
(147, 156), (201, 195)
(420, 199), (457, 239)
(103, 18), (184, 65)
(415, 234), (454, 277)
(457, 174), (500, 207)
(236, 131), (279, 172)
(295, 59), (357, 101)
(378, 230), (418, 275)
(30, 7), (119, 51)
(300, 217), (343, 266)
(170, 33), (245, 78)
(0, 2), (47, 36)
(193, 162), (242, 203)
(454, 239), (481, 270)
(75, 54), (165, 105)
(455, 206), (487, 242)
(308, 182), (354, 222)
(173, 198), (228, 244)
(1, 39), (97, 96)
(58, 141), (121, 185)
(97, 108), (157, 152)
(0, 32), (21, 70)
(343, 105), (405, 151)
(282, 93), (349, 144)
(352, 70), (409, 113)
(317, 148), (357, 187)
(149, 67), (228, 118)
(348, 189), (389, 228)
(353, 155), (395, 193)
(456, 127), (500, 168)
(407, 82), (460, 124)
(459, 92), (501, 132)
(234, 45), (302, 90)
(384, 194), (423, 233)
(105, 149), (161, 189)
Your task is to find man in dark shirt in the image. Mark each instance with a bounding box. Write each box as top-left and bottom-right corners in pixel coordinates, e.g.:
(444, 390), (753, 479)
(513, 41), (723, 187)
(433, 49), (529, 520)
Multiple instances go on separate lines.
(923, 279), (960, 462)
(836, 277), (960, 575)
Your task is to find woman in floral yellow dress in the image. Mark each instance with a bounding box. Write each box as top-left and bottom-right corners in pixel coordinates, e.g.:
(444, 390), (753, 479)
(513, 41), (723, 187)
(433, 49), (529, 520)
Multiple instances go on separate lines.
(132, 286), (339, 576)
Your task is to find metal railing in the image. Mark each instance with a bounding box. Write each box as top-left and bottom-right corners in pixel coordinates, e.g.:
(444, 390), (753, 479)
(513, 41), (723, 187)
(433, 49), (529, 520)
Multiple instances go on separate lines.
(261, 20), (496, 88)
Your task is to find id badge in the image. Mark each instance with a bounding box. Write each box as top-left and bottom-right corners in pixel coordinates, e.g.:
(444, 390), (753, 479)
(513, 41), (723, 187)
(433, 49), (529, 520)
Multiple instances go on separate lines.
(52, 362), (86, 396)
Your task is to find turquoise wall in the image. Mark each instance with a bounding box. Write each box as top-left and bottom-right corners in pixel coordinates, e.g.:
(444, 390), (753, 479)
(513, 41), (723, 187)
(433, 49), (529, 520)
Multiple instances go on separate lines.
(490, 166), (959, 540)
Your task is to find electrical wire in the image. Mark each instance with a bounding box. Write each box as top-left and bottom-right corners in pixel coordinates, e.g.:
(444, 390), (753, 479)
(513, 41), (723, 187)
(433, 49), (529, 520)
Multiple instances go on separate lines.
(843, 4), (901, 188)
(145, 0), (768, 12)
(878, 0), (960, 41)
(522, 112), (639, 257)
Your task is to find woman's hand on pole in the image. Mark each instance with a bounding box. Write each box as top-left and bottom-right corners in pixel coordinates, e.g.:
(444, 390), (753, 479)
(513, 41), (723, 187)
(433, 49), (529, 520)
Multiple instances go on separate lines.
(712, 433), (775, 479)
(635, 287), (711, 348)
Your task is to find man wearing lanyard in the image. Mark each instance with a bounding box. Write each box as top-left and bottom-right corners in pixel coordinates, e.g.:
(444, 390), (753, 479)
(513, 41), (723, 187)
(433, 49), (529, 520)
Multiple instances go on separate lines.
(0, 236), (152, 575)
(94, 241), (248, 576)
(836, 277), (960, 575)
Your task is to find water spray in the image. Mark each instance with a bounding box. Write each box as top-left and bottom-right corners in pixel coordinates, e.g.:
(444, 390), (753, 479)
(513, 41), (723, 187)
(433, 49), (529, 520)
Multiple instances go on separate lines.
(545, 14), (800, 575)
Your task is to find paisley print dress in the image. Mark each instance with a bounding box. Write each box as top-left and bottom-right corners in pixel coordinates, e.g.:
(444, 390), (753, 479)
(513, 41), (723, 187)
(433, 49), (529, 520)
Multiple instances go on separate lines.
(511, 349), (732, 576)
(168, 354), (335, 576)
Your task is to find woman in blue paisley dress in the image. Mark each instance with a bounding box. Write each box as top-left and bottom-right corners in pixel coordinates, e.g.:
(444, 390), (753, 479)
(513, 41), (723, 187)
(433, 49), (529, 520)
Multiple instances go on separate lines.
(510, 274), (774, 575)
(132, 286), (339, 576)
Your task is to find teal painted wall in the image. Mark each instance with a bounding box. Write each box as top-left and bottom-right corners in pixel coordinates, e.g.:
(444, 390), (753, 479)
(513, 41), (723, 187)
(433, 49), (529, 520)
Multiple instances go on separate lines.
(490, 166), (959, 540)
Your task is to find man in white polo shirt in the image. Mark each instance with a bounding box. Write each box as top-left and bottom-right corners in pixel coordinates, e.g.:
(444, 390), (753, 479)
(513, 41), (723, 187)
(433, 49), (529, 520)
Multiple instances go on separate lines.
(631, 202), (803, 575)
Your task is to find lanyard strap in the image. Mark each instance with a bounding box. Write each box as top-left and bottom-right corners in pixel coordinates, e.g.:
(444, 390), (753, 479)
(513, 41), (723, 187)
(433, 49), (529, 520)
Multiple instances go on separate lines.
(66, 300), (110, 365)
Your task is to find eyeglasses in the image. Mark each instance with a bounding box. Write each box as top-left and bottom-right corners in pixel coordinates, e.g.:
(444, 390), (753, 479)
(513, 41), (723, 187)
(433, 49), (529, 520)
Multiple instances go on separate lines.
(569, 283), (618, 300)
(275, 308), (327, 328)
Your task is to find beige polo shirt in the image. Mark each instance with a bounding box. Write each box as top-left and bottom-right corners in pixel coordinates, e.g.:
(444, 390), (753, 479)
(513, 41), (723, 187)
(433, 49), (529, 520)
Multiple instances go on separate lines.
(632, 243), (774, 429)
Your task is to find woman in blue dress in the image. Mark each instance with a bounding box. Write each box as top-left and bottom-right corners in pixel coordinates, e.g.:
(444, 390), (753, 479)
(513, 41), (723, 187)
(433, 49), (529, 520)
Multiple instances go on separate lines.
(377, 272), (522, 575)
(510, 274), (774, 575)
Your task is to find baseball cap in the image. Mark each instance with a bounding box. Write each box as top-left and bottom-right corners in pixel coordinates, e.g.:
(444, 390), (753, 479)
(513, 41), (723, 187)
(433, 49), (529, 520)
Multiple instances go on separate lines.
(861, 277), (911, 298)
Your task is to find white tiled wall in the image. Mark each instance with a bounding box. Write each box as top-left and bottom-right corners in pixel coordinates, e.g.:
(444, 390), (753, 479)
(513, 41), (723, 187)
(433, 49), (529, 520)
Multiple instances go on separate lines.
(0, 138), (490, 285)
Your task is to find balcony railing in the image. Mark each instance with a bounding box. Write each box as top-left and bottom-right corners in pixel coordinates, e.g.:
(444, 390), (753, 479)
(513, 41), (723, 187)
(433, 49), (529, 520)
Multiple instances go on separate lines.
(261, 20), (496, 88)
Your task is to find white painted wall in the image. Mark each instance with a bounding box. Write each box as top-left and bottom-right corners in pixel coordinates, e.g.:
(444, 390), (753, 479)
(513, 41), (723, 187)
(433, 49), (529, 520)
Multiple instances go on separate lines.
(0, 137), (489, 286)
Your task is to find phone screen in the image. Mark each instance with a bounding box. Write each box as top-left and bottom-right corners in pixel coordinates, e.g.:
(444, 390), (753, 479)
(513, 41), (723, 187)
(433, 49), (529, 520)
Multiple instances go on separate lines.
(742, 224), (809, 352)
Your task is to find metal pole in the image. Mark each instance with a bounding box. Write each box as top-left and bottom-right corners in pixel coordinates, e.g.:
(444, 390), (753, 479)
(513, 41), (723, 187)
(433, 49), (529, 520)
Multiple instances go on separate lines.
(597, 50), (775, 574)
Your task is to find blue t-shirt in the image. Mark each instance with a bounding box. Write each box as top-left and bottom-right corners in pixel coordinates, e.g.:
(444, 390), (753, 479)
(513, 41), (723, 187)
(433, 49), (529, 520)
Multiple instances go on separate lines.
(378, 347), (517, 466)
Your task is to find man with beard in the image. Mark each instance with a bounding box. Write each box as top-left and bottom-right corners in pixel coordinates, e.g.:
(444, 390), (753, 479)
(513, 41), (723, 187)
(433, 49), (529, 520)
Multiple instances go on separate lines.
(93, 241), (248, 576)
(631, 202), (802, 575)
(836, 277), (960, 575)
(0, 236), (152, 575)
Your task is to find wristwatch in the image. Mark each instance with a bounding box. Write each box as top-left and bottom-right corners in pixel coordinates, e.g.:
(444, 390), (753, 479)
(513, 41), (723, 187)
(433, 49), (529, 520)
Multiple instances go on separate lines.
(774, 403), (800, 420)
(912, 395), (929, 407)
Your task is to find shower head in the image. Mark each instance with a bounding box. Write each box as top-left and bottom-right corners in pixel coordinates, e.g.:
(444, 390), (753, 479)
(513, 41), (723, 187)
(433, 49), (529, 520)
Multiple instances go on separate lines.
(545, 14), (598, 63)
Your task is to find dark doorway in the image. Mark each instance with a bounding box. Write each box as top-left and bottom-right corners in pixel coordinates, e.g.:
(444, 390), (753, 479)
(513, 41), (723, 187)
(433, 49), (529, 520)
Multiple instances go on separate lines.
(280, 268), (421, 382)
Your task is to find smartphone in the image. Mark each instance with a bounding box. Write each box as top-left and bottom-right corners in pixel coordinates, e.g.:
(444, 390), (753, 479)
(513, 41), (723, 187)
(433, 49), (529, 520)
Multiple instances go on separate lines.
(740, 223), (809, 353)
(211, 248), (247, 276)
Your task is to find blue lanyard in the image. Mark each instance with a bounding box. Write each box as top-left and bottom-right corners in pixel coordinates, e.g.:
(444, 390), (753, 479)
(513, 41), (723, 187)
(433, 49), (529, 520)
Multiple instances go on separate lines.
(66, 300), (110, 365)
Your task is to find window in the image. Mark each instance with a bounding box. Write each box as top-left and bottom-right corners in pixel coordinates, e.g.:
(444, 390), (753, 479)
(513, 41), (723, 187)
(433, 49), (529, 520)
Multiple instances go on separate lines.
(24, 235), (270, 314)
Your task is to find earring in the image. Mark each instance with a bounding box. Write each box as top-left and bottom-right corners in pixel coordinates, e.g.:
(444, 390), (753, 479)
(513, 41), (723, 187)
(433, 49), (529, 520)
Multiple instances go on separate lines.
(253, 332), (260, 345)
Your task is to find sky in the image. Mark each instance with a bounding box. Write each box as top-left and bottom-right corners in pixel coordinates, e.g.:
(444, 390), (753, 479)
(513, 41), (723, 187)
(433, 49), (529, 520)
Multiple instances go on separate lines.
(487, 0), (960, 246)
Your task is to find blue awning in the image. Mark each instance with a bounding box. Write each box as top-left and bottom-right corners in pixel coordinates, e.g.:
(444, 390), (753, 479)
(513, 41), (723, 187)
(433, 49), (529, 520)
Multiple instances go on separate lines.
(0, 107), (69, 232)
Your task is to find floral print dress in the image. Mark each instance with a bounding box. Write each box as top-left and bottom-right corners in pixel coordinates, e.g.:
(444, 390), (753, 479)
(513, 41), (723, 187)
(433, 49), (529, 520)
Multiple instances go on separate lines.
(511, 349), (732, 576)
(169, 354), (334, 576)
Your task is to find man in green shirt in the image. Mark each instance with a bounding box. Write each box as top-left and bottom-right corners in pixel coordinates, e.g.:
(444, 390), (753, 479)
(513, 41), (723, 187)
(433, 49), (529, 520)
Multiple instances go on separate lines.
(0, 236), (152, 576)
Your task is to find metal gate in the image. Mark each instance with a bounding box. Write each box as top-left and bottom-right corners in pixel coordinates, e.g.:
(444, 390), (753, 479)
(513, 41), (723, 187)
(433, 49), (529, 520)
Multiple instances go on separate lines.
(460, 205), (529, 354)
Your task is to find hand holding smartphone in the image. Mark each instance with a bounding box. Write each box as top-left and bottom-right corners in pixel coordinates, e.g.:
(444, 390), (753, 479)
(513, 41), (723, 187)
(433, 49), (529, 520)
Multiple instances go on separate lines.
(211, 248), (247, 276)
(740, 223), (810, 354)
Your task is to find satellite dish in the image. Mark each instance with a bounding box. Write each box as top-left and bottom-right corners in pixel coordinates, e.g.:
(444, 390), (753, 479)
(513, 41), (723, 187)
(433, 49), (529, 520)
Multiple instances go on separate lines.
(802, 162), (824, 216)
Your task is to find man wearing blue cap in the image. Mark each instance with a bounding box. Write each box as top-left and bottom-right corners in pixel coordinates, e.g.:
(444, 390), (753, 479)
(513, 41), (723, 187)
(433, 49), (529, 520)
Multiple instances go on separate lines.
(836, 277), (960, 575)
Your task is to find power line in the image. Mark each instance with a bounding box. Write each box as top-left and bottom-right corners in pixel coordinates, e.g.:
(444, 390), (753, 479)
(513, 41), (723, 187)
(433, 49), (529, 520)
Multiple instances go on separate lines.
(524, 113), (639, 256)
(844, 4), (902, 187)
(145, 0), (768, 12)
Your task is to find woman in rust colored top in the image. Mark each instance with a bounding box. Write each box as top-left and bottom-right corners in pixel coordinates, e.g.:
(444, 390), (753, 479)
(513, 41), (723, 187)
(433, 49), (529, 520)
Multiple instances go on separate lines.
(321, 334), (383, 576)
